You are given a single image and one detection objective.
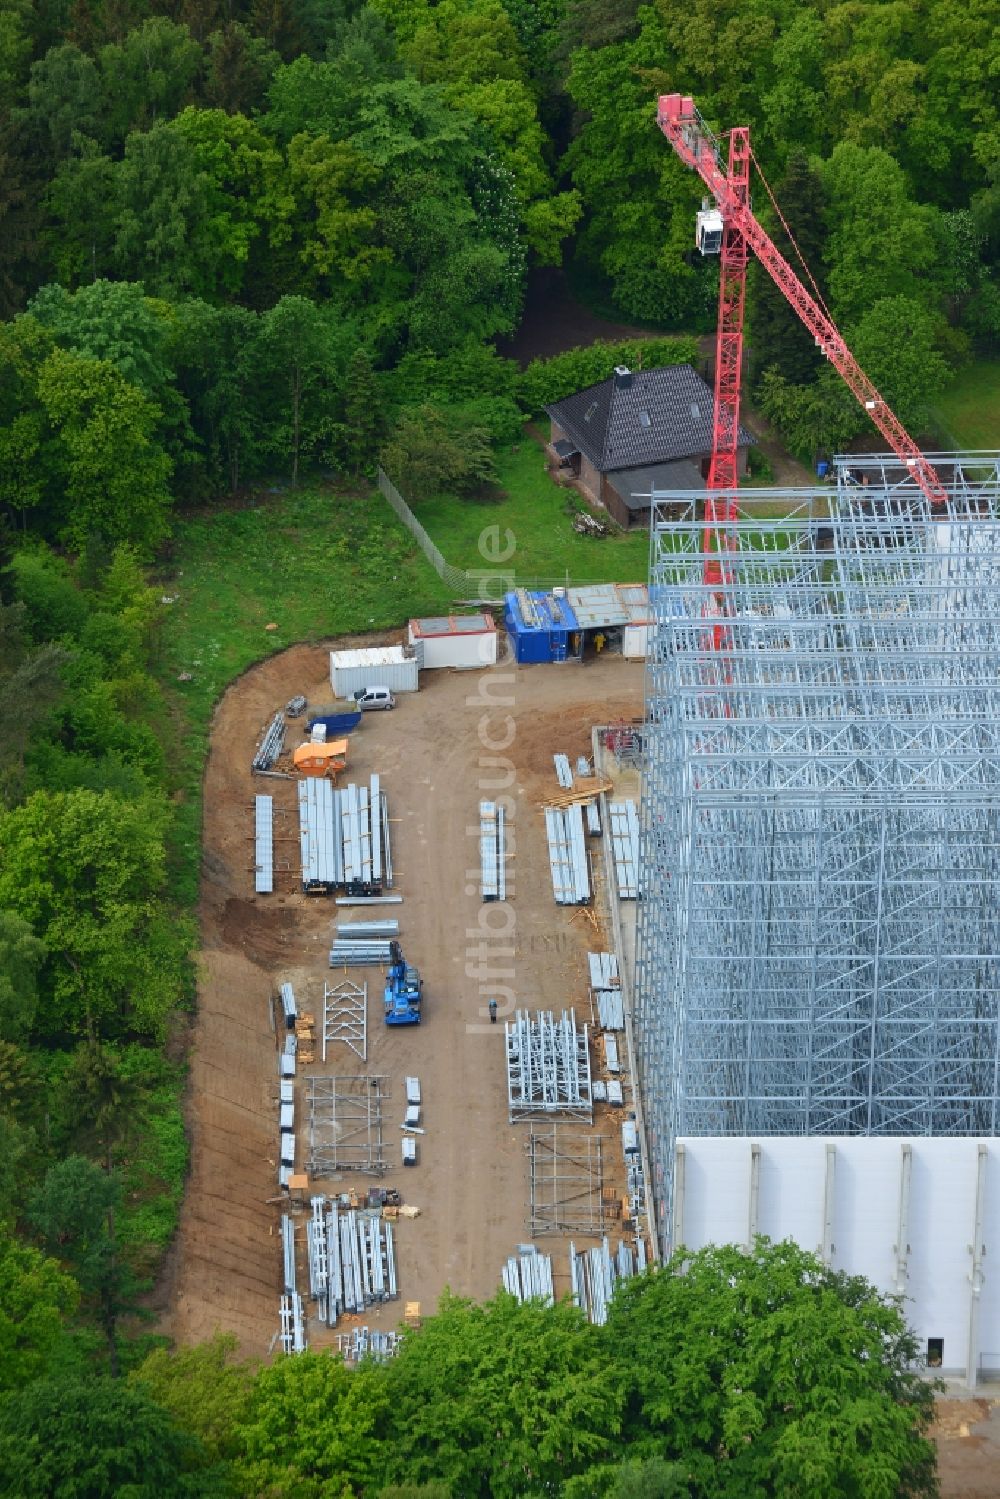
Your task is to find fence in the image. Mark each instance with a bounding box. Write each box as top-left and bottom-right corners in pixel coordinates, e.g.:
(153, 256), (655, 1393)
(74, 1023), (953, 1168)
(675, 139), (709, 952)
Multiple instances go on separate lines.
(377, 467), (575, 598)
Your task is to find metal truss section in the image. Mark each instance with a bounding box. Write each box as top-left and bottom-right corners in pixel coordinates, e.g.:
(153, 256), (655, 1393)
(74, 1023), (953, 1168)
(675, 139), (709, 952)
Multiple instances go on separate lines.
(634, 457), (1000, 1254)
(506, 1009), (593, 1122)
(322, 980), (367, 1062)
(528, 1126), (605, 1234)
(306, 1075), (388, 1176)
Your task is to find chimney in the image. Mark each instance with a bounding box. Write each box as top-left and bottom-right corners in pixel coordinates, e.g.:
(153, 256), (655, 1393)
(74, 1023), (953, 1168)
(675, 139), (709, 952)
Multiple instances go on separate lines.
(613, 365), (632, 390)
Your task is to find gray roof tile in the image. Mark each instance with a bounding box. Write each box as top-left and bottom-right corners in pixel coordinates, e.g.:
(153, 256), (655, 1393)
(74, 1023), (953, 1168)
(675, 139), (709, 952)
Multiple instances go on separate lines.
(545, 365), (754, 473)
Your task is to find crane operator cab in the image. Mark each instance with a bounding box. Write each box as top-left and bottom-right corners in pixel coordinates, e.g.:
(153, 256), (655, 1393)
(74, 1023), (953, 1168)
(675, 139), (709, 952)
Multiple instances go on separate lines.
(696, 204), (724, 255)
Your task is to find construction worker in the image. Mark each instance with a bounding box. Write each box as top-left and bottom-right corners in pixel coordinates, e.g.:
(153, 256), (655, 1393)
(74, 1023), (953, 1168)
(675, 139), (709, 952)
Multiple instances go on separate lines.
(594, 631), (606, 653)
(488, 999), (498, 1024)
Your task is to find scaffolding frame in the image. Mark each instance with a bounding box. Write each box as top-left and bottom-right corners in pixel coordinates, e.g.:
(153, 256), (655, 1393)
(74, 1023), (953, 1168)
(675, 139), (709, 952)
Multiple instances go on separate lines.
(306, 1075), (388, 1176)
(528, 1126), (605, 1234)
(322, 980), (367, 1062)
(634, 454), (1000, 1255)
(505, 1009), (593, 1123)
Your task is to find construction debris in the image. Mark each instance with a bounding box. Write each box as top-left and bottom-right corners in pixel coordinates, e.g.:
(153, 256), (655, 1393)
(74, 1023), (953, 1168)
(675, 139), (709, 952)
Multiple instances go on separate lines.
(541, 778), (613, 809)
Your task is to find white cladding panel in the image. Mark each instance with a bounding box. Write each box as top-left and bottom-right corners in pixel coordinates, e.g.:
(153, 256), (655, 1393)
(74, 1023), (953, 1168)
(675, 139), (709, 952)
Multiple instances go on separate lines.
(622, 624), (650, 659)
(408, 625), (498, 669)
(676, 1137), (1000, 1380)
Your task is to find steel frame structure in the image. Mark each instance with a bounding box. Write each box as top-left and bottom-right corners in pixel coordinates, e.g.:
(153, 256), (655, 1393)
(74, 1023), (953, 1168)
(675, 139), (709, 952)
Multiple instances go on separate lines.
(527, 1127), (606, 1234)
(305, 1075), (388, 1176)
(634, 456), (1000, 1255)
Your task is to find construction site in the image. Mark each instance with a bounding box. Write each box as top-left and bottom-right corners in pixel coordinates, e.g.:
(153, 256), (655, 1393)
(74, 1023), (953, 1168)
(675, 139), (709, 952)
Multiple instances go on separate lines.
(161, 95), (1000, 1480)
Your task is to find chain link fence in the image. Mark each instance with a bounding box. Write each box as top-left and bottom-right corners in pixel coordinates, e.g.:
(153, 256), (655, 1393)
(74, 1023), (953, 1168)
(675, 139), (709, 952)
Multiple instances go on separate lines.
(377, 467), (573, 598)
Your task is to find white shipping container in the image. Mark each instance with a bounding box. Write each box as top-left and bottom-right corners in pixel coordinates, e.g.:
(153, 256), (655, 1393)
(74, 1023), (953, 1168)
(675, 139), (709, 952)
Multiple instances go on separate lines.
(408, 615), (498, 670)
(623, 624), (650, 659)
(329, 646), (419, 697)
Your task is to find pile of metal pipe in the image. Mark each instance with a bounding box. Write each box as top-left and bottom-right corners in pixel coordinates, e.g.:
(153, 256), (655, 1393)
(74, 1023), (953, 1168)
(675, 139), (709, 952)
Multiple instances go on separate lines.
(506, 1009), (593, 1121)
(253, 711), (286, 772)
(305, 1197), (397, 1325)
(608, 801), (640, 899)
(502, 1245), (554, 1304)
(479, 800), (507, 901)
(568, 1236), (646, 1325)
(545, 804), (590, 904)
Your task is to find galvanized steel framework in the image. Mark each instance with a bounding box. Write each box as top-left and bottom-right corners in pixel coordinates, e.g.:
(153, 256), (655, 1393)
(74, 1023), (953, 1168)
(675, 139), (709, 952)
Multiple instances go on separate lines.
(634, 455), (1000, 1254)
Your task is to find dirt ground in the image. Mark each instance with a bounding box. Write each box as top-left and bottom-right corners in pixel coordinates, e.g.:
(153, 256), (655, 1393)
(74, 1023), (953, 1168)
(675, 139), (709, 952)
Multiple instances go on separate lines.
(931, 1390), (1000, 1498)
(160, 643), (645, 1355)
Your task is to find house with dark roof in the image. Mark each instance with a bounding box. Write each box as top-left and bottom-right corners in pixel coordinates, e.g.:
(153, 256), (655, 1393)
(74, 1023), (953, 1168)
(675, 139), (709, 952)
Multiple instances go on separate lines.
(545, 364), (754, 529)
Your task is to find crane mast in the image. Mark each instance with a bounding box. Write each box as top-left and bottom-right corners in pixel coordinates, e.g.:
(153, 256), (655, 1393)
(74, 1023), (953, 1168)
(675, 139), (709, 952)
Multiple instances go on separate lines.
(656, 93), (949, 530)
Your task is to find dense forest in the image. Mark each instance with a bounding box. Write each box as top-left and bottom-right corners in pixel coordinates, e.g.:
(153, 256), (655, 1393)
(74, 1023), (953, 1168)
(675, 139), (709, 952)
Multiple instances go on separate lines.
(0, 0), (993, 1490)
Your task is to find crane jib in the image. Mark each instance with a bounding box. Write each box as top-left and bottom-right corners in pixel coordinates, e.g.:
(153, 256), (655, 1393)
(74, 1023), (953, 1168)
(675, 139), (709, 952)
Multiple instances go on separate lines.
(656, 93), (948, 513)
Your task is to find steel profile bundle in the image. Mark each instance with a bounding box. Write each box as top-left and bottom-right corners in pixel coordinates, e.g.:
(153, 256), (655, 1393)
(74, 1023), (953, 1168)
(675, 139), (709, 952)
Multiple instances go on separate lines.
(298, 779), (343, 892)
(329, 939), (394, 967)
(590, 952), (624, 1032)
(322, 979), (367, 1061)
(544, 804), (590, 904)
(568, 1237), (635, 1326)
(479, 800), (507, 901)
(505, 1009), (593, 1122)
(305, 1196), (398, 1324)
(335, 920), (399, 938)
(297, 775), (392, 895)
(255, 795), (274, 893)
(585, 799), (602, 837)
(253, 711), (286, 772)
(336, 1327), (403, 1362)
(553, 754), (574, 788)
(278, 1292), (306, 1354)
(608, 801), (640, 899)
(502, 1245), (554, 1304)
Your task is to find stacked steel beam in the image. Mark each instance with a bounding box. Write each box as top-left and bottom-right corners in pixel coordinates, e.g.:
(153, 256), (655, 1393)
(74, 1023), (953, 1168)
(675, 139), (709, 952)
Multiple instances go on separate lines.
(305, 1196), (397, 1325)
(544, 804), (590, 903)
(298, 775), (393, 895)
(505, 1009), (593, 1122)
(501, 1245), (554, 1304)
(588, 951), (624, 1030)
(479, 800), (507, 901)
(568, 1236), (646, 1325)
(255, 795), (274, 893)
(608, 801), (640, 899)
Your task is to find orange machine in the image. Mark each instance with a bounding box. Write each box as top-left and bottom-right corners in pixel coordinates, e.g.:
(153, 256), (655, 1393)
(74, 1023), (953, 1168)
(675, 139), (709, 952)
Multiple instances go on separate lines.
(292, 737), (348, 779)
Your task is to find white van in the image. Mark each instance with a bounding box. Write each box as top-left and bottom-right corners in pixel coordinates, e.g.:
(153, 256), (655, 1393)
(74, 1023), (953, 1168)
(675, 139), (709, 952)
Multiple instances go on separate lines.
(353, 686), (396, 711)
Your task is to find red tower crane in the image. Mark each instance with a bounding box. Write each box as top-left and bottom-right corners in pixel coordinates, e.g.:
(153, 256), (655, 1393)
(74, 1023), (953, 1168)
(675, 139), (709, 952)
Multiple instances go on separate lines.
(656, 94), (948, 580)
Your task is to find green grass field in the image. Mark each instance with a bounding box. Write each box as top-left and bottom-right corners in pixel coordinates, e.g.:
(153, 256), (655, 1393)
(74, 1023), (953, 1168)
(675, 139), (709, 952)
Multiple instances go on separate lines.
(930, 360), (1000, 450)
(156, 483), (451, 902)
(416, 440), (652, 584)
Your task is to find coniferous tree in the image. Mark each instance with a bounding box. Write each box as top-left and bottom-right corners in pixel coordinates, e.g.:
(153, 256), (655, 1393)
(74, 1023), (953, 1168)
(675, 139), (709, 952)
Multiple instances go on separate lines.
(748, 149), (827, 393)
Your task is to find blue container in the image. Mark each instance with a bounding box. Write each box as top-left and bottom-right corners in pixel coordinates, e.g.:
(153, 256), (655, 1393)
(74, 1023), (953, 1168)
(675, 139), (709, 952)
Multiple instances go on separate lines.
(816, 459), (829, 478)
